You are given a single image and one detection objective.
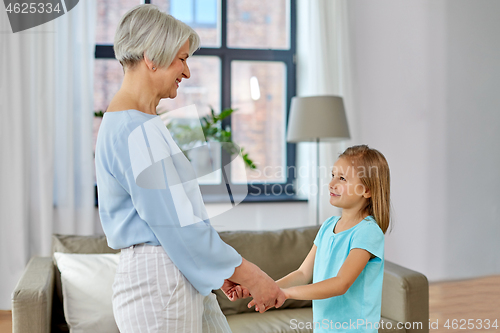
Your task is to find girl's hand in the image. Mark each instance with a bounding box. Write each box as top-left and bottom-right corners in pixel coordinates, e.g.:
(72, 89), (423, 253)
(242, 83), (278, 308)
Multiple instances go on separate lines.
(221, 279), (251, 301)
(221, 279), (238, 301)
(230, 285), (251, 301)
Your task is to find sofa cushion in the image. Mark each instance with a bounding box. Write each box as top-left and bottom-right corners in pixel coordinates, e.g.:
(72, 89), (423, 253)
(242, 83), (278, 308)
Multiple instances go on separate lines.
(216, 226), (320, 316)
(227, 308), (405, 333)
(52, 234), (119, 255)
(51, 234), (119, 332)
(227, 308), (314, 333)
(53, 252), (120, 333)
(51, 235), (118, 302)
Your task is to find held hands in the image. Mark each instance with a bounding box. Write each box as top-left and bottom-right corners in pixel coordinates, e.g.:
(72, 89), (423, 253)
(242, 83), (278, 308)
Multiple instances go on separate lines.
(248, 288), (290, 312)
(221, 279), (287, 313)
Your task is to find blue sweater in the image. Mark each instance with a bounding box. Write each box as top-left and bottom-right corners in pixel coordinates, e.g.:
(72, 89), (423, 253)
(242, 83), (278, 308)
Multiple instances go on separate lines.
(95, 109), (242, 295)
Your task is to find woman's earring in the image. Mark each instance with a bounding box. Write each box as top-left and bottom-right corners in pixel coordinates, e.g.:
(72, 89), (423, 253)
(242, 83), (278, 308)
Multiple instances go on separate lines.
(152, 67), (156, 71)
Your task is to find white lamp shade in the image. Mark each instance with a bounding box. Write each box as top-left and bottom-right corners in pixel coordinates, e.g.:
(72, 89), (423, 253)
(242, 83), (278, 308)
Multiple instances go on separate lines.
(287, 95), (350, 143)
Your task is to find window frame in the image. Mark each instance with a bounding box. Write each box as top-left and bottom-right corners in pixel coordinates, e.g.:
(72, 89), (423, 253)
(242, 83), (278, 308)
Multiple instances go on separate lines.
(95, 0), (301, 203)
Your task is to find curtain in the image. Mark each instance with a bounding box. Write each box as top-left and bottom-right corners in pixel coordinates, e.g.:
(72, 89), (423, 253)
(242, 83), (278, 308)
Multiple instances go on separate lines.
(296, 0), (358, 224)
(53, 0), (96, 235)
(0, 0), (96, 310)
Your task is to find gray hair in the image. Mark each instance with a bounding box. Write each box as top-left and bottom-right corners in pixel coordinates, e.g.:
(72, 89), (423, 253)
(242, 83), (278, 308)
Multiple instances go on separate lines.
(114, 4), (200, 70)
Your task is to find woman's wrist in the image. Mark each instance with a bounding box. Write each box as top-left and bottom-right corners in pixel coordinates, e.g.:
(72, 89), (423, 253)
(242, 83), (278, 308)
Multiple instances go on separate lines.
(231, 258), (269, 291)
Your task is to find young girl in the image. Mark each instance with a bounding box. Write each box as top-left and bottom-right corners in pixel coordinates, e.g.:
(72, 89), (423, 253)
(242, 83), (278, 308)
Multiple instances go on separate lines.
(231, 145), (391, 332)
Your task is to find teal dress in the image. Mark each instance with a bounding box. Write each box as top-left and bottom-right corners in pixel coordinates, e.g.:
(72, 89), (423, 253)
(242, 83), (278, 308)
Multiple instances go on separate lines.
(313, 216), (385, 332)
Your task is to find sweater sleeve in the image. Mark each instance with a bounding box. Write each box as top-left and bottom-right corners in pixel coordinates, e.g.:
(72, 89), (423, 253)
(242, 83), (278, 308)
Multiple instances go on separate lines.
(113, 117), (242, 296)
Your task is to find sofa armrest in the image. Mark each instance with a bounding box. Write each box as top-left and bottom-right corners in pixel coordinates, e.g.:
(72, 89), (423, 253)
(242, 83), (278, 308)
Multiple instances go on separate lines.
(382, 260), (429, 333)
(11, 256), (54, 333)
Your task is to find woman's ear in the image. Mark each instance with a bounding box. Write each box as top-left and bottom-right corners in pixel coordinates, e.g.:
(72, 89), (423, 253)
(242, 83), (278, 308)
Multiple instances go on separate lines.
(363, 188), (372, 199)
(143, 54), (156, 71)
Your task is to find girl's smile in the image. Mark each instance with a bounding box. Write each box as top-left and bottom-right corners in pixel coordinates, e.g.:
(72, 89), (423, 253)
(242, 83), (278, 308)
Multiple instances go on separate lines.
(328, 157), (371, 211)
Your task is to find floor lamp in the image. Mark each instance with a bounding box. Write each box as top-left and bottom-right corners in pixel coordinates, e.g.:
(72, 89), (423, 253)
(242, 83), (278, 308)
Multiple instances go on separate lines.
(287, 96), (350, 225)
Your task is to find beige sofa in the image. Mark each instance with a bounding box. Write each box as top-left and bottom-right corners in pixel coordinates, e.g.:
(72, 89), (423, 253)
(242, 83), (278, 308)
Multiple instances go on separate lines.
(12, 226), (429, 333)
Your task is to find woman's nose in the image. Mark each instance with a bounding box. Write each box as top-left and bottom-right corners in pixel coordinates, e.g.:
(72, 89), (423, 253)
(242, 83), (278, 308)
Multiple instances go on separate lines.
(183, 63), (190, 79)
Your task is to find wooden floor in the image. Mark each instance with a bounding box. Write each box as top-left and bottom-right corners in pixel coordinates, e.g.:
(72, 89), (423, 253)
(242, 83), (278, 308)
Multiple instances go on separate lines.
(429, 275), (500, 333)
(0, 275), (498, 333)
(0, 311), (11, 333)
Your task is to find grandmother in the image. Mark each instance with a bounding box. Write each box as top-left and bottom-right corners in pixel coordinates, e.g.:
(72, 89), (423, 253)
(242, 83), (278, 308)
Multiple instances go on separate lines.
(95, 4), (285, 333)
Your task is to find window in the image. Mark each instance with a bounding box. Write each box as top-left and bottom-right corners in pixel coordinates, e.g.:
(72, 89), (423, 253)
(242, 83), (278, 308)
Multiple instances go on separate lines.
(171, 0), (218, 29)
(94, 0), (297, 202)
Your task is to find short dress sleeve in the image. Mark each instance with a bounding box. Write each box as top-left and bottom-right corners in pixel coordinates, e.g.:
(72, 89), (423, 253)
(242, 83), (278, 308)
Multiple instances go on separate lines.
(350, 219), (385, 260)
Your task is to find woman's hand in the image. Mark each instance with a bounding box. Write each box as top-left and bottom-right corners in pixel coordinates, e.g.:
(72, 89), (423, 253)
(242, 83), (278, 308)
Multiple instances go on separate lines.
(248, 287), (290, 312)
(245, 279), (287, 313)
(227, 258), (287, 313)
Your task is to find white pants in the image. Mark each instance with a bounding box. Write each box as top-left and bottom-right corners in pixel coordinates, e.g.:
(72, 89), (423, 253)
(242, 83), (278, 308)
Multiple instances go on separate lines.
(113, 244), (232, 333)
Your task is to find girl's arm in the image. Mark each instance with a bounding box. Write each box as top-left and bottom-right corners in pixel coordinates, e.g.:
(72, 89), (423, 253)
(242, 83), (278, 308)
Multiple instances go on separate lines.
(276, 244), (317, 289)
(284, 248), (371, 300)
(248, 248), (371, 307)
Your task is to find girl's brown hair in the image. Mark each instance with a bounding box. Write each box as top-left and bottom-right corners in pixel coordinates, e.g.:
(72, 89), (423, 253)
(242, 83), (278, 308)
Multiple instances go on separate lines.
(339, 145), (391, 234)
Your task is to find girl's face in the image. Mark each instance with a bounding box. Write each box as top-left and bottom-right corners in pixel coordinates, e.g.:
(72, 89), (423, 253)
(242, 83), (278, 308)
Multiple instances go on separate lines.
(329, 158), (371, 210)
(157, 40), (191, 99)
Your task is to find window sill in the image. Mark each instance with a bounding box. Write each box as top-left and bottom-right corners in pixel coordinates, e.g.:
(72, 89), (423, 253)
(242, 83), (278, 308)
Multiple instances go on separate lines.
(202, 193), (308, 204)
(96, 184), (308, 206)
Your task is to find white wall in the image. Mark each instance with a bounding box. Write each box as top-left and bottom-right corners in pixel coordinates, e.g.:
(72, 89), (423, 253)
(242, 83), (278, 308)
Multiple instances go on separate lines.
(345, 0), (500, 281)
(206, 202), (310, 231)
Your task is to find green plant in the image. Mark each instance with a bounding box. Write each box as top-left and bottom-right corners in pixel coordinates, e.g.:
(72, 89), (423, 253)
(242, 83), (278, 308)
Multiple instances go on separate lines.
(94, 110), (105, 117)
(165, 106), (256, 169)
